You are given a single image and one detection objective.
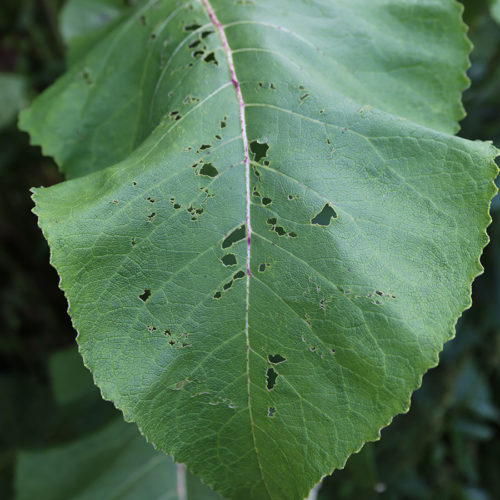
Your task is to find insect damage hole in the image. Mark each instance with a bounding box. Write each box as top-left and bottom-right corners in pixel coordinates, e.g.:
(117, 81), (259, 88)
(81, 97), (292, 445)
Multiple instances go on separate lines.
(203, 52), (218, 65)
(268, 354), (286, 364)
(266, 367), (278, 390)
(311, 203), (337, 226)
(221, 254), (237, 266)
(222, 224), (246, 249)
(139, 289), (151, 302)
(184, 22), (201, 32)
(250, 140), (269, 163)
(268, 407), (276, 418)
(199, 163), (218, 177)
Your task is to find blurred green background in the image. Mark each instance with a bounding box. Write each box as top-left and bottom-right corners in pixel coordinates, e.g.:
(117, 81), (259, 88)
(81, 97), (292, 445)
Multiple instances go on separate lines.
(0, 0), (499, 499)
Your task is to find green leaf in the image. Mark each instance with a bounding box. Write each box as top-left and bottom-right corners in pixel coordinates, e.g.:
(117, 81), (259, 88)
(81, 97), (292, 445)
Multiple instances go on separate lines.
(49, 346), (100, 406)
(15, 418), (222, 500)
(60, 0), (132, 64)
(0, 73), (27, 129)
(20, 1), (498, 499)
(491, 0), (500, 24)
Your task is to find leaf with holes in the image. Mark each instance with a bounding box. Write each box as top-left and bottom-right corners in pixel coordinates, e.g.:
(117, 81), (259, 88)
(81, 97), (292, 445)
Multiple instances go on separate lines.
(20, 1), (498, 499)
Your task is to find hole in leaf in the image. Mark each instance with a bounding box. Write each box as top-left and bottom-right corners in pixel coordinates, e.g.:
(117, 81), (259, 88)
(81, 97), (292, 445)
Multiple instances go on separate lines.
(131, 237), (136, 247)
(220, 116), (227, 128)
(147, 212), (156, 222)
(203, 52), (218, 65)
(81, 70), (93, 85)
(188, 39), (201, 48)
(222, 225), (246, 249)
(201, 29), (214, 38)
(221, 254), (237, 266)
(262, 197), (272, 206)
(199, 163), (218, 177)
(311, 204), (337, 226)
(214, 291), (222, 299)
(140, 289), (151, 302)
(268, 354), (286, 364)
(258, 263), (267, 273)
(184, 23), (201, 31)
(266, 367), (278, 390)
(223, 280), (233, 291)
(199, 144), (211, 150)
(268, 407), (276, 418)
(233, 270), (245, 280)
(250, 140), (269, 162)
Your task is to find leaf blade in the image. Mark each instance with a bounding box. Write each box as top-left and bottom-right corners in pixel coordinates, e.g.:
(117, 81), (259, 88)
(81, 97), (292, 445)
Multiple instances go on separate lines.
(23, 1), (498, 499)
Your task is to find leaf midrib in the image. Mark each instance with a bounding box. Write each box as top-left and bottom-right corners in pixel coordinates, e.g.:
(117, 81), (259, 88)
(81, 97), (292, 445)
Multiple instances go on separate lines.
(200, 0), (268, 495)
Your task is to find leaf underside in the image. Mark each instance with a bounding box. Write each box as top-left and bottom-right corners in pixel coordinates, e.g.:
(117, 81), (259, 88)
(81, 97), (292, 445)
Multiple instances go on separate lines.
(20, 1), (498, 499)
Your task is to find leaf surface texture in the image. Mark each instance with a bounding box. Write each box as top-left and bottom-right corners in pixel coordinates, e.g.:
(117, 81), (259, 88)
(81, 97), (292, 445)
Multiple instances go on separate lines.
(20, 1), (498, 498)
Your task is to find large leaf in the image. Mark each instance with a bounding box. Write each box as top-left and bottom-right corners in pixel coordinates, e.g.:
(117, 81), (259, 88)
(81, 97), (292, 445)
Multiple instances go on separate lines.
(20, 1), (498, 499)
(59, 0), (132, 64)
(15, 418), (222, 500)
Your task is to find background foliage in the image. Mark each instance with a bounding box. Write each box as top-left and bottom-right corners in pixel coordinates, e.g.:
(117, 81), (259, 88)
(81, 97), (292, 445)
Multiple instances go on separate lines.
(0, 1), (498, 498)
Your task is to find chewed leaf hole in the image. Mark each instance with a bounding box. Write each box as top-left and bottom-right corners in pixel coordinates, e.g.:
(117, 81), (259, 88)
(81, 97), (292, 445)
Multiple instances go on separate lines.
(199, 163), (218, 177)
(311, 204), (337, 226)
(203, 52), (218, 65)
(258, 263), (268, 273)
(262, 197), (272, 206)
(250, 140), (269, 162)
(268, 354), (286, 364)
(221, 254), (237, 266)
(222, 225), (246, 249)
(184, 23), (201, 31)
(233, 270), (245, 280)
(214, 291), (222, 299)
(266, 367), (278, 390)
(139, 289), (151, 302)
(268, 407), (276, 418)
